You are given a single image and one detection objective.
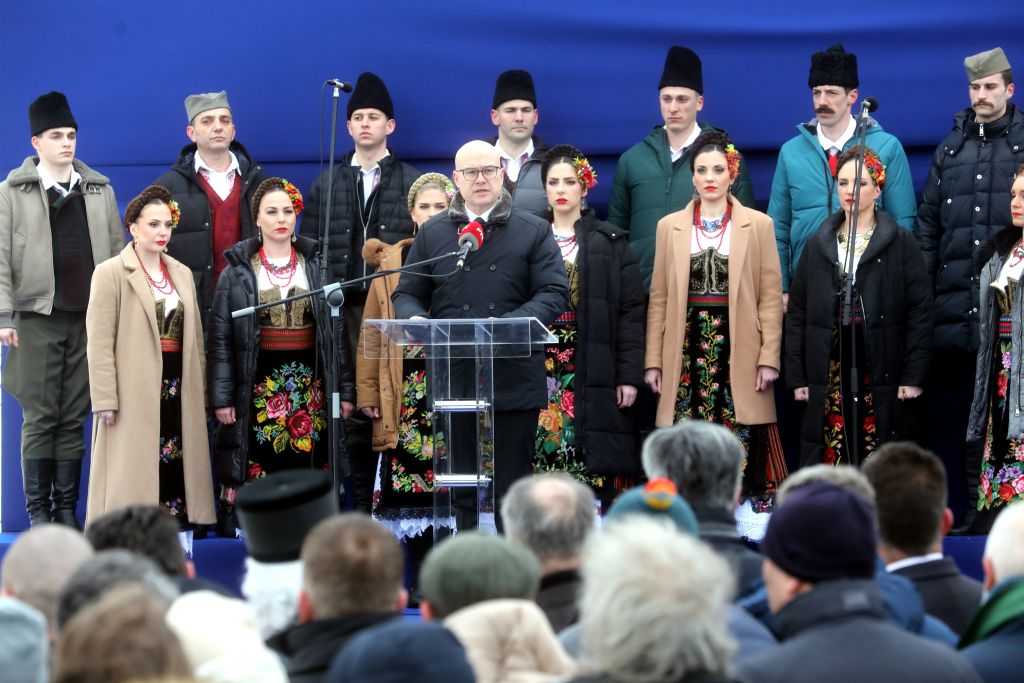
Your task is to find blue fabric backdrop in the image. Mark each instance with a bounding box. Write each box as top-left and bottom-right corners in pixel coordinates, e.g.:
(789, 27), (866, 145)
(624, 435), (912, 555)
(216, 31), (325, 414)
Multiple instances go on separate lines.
(1, 0), (1022, 528)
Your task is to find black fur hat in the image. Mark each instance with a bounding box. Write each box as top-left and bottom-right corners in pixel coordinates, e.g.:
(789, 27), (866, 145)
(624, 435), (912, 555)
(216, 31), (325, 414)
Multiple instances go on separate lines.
(658, 46), (703, 94)
(493, 70), (537, 109)
(347, 72), (394, 119)
(808, 44), (859, 90)
(29, 91), (77, 136)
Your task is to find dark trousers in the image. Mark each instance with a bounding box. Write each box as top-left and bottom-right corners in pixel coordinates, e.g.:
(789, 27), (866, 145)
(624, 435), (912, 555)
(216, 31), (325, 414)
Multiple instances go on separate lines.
(925, 349), (976, 522)
(4, 310), (90, 462)
(344, 300), (376, 512)
(450, 409), (538, 533)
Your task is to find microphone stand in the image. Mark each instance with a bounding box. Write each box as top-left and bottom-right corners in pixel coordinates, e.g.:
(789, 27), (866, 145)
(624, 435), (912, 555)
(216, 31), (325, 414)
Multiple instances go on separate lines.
(232, 250), (461, 496)
(317, 82), (345, 499)
(840, 100), (874, 466)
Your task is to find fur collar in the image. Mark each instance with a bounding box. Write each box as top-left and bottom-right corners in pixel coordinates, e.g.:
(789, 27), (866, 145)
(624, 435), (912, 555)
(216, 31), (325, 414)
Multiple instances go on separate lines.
(448, 188), (513, 227)
(362, 237), (414, 268)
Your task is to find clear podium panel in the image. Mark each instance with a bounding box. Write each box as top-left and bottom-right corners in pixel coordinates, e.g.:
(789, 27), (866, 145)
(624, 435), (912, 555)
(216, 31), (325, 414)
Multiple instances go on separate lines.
(360, 318), (552, 536)
(361, 317), (556, 359)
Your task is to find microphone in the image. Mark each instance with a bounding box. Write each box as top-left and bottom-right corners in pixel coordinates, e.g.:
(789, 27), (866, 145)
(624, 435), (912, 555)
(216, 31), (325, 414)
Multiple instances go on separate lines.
(455, 221), (484, 269)
(859, 97), (879, 121)
(325, 79), (354, 92)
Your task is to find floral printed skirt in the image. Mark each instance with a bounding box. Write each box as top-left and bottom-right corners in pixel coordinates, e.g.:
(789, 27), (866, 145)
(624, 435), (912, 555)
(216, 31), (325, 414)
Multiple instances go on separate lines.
(534, 320), (635, 503)
(158, 349), (188, 523)
(979, 327), (1024, 510)
(247, 346), (327, 480)
(373, 348), (436, 536)
(820, 324), (878, 467)
(673, 302), (787, 511)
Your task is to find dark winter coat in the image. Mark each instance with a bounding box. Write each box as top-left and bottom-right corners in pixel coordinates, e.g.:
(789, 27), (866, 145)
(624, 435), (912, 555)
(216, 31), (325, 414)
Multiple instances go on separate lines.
(892, 557), (982, 636)
(738, 579), (982, 683)
(608, 123), (756, 291)
(695, 508), (763, 598)
(572, 210), (645, 475)
(301, 150), (421, 286)
(207, 236), (354, 484)
(915, 103), (1024, 353)
(153, 141), (268, 321)
(969, 225), (1024, 442)
(486, 133), (550, 220)
(391, 190), (569, 411)
(785, 210), (933, 465)
(267, 612), (399, 683)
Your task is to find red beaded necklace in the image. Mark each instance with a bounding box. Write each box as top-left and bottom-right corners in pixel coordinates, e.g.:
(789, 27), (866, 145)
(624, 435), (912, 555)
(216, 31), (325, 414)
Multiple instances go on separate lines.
(1008, 241), (1024, 269)
(259, 247), (298, 287)
(693, 202), (732, 252)
(136, 250), (174, 295)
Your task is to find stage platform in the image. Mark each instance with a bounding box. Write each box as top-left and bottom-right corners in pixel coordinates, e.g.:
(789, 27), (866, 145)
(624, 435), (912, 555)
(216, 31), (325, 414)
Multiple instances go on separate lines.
(0, 532), (989, 599)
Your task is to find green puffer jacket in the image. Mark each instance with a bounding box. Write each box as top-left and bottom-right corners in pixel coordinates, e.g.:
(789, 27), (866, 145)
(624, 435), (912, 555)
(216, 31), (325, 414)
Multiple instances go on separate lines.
(768, 117), (916, 291)
(608, 123), (756, 291)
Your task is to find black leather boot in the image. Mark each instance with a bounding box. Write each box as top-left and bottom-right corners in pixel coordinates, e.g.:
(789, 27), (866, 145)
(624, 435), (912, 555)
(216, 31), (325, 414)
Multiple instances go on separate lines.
(951, 440), (989, 535)
(51, 459), (82, 529)
(22, 459), (55, 527)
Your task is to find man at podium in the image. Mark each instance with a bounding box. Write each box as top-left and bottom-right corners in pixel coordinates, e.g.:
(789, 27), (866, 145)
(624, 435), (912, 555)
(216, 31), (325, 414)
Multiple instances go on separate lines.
(392, 140), (568, 530)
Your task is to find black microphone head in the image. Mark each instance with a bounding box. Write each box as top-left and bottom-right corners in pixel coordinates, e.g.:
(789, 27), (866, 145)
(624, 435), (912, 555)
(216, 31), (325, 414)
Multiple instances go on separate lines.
(863, 97), (879, 112)
(326, 79), (354, 93)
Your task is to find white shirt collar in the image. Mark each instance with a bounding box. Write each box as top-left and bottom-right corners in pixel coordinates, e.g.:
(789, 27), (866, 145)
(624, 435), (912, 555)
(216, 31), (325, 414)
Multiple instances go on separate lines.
(817, 116), (857, 152)
(667, 124), (703, 161)
(885, 552), (945, 573)
(466, 204), (496, 224)
(351, 150), (390, 172)
(494, 138), (534, 162)
(36, 161), (81, 196)
(194, 150), (240, 176)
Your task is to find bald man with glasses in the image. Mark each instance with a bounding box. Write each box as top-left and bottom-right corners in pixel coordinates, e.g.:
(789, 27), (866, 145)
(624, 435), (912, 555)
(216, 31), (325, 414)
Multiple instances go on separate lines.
(393, 140), (568, 530)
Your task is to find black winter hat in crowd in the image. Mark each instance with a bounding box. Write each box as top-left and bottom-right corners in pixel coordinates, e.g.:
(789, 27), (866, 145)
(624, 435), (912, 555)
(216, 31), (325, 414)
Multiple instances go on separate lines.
(808, 44), (859, 90)
(29, 91), (77, 137)
(493, 69), (537, 109)
(347, 72), (395, 119)
(234, 470), (338, 563)
(659, 46), (703, 94)
(761, 481), (877, 582)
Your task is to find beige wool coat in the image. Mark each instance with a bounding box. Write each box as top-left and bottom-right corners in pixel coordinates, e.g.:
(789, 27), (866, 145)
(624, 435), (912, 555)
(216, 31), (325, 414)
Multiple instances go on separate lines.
(85, 244), (214, 525)
(645, 196), (783, 427)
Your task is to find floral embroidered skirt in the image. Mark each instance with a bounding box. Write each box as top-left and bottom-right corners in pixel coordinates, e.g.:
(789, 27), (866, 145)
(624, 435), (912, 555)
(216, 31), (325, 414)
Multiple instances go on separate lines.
(373, 348), (437, 537)
(535, 318), (634, 502)
(673, 300), (787, 511)
(248, 345), (328, 480)
(158, 349), (188, 523)
(979, 318), (1024, 510)
(820, 324), (877, 467)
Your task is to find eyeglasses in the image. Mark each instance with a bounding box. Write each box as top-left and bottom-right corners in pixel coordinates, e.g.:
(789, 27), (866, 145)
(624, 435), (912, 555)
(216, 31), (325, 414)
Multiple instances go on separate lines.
(455, 165), (501, 181)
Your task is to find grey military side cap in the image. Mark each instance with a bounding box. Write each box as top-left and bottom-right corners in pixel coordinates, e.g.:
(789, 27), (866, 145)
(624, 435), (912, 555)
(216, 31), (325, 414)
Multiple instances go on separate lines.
(185, 90), (231, 123)
(964, 48), (1012, 81)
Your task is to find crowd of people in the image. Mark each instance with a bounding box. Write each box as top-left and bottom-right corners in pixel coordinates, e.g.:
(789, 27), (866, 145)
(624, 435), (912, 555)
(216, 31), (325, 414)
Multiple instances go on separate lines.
(0, 36), (1023, 682)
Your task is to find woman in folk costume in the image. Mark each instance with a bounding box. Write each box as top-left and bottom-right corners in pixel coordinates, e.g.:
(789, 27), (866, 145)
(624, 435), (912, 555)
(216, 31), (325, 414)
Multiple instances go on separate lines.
(645, 131), (787, 515)
(86, 185), (214, 535)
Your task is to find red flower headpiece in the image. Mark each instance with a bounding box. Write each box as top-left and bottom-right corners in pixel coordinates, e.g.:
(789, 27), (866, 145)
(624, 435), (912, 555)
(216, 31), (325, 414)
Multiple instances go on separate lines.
(863, 151), (887, 188)
(725, 144), (742, 179)
(573, 156), (598, 189)
(281, 179), (304, 215)
(443, 178), (457, 203)
(167, 198), (181, 228)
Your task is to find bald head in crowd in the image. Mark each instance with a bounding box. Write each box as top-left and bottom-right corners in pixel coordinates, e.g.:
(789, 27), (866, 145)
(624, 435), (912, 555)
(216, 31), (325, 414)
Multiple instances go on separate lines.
(453, 140), (505, 216)
(501, 472), (596, 572)
(1, 524), (94, 635)
(983, 503), (1024, 592)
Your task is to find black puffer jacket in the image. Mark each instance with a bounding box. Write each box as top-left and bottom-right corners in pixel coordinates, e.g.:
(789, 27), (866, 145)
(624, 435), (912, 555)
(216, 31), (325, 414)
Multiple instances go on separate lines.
(153, 141), (268, 322)
(207, 236), (354, 484)
(301, 150), (420, 286)
(915, 103), (1024, 352)
(486, 134), (550, 220)
(786, 211), (933, 465)
(572, 210), (645, 474)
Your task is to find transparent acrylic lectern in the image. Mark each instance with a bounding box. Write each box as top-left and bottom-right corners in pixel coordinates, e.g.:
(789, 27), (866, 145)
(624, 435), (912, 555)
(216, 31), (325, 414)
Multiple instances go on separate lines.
(362, 317), (556, 537)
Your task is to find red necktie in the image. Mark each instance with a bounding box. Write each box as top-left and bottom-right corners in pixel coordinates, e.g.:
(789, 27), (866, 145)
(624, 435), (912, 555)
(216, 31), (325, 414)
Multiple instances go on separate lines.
(828, 148), (839, 178)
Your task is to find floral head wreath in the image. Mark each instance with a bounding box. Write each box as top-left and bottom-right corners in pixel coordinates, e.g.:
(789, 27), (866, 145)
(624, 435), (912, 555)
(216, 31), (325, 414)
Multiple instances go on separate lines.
(167, 198), (181, 228)
(281, 179), (304, 215)
(863, 151), (887, 188)
(573, 156), (598, 189)
(442, 178), (457, 203)
(725, 144), (742, 179)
